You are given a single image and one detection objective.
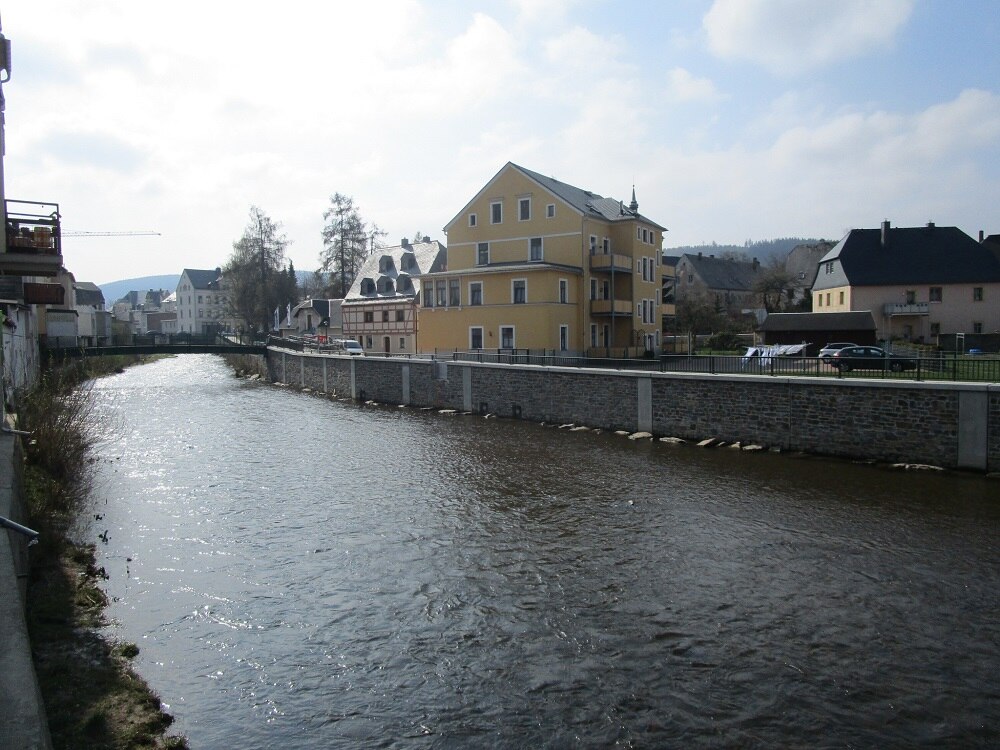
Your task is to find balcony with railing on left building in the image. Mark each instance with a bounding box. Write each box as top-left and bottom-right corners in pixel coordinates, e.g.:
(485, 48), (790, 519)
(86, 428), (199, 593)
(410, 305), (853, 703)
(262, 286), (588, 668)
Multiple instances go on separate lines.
(2, 199), (63, 277)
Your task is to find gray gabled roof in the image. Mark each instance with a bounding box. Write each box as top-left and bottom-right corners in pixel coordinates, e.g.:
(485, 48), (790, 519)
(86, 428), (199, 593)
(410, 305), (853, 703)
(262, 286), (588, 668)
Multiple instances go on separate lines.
(680, 253), (758, 292)
(445, 162), (667, 233)
(512, 163), (666, 229)
(818, 224), (1000, 286)
(182, 268), (224, 290)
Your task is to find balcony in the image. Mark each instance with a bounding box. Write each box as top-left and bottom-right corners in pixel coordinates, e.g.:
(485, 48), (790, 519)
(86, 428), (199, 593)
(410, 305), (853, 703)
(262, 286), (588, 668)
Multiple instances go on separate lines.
(883, 302), (929, 316)
(1, 200), (63, 277)
(589, 252), (632, 274)
(590, 299), (633, 316)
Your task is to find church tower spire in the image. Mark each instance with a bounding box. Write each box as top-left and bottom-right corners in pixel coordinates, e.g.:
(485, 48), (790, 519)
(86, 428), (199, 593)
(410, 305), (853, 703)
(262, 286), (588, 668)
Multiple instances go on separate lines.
(629, 185), (638, 212)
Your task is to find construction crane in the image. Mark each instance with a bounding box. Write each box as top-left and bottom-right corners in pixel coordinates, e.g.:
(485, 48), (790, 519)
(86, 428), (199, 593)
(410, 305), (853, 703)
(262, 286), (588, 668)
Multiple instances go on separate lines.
(61, 230), (161, 237)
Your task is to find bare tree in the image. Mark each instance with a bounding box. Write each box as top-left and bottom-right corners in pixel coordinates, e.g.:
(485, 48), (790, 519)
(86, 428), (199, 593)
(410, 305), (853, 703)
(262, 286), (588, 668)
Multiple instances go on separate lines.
(753, 257), (796, 313)
(224, 206), (291, 335)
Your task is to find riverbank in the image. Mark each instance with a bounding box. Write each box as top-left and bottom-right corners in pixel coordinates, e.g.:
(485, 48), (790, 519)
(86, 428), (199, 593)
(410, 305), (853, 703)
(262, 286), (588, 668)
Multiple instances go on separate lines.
(2, 355), (187, 749)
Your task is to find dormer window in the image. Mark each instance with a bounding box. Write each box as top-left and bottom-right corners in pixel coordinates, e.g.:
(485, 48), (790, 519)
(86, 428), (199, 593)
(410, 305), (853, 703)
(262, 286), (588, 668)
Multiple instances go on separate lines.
(360, 278), (376, 296)
(401, 251), (416, 272)
(397, 274), (413, 294)
(378, 255), (395, 273)
(377, 277), (395, 294)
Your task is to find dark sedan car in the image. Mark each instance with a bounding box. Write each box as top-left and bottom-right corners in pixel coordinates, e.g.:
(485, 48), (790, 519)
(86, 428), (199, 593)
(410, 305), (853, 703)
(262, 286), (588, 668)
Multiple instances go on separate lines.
(827, 346), (917, 372)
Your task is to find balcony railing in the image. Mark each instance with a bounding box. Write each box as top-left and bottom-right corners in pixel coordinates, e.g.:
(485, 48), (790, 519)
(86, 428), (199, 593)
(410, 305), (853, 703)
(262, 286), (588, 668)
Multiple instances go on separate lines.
(589, 252), (632, 273)
(883, 302), (929, 316)
(590, 299), (633, 316)
(2, 199), (63, 277)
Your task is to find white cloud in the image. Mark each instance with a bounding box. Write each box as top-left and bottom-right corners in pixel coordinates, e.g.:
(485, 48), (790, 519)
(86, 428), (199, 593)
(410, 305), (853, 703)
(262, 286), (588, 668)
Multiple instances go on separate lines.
(664, 67), (724, 103)
(703, 0), (915, 74)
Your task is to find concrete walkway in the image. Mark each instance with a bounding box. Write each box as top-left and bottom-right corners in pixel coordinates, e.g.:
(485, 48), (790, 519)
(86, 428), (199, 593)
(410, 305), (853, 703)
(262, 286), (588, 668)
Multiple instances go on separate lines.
(0, 431), (52, 749)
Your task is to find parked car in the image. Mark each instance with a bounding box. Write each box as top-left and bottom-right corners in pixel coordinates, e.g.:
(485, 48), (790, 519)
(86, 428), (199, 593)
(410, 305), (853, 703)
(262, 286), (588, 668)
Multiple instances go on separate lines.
(334, 339), (364, 356)
(826, 346), (917, 372)
(818, 342), (858, 358)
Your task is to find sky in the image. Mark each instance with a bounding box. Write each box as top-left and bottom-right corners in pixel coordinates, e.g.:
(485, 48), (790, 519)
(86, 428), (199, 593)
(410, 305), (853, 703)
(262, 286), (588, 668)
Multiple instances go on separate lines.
(2, 0), (999, 285)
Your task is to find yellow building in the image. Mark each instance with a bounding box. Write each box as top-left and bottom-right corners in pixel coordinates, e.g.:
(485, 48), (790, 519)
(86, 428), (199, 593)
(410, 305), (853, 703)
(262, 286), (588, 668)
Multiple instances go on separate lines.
(419, 162), (666, 356)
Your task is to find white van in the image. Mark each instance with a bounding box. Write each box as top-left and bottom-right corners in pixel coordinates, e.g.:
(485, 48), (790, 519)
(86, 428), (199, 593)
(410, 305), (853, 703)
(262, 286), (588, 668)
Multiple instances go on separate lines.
(340, 339), (364, 356)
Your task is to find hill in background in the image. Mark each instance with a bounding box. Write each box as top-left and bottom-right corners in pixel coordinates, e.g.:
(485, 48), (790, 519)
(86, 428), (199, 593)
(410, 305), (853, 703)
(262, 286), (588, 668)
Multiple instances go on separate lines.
(99, 274), (180, 304)
(664, 238), (828, 263)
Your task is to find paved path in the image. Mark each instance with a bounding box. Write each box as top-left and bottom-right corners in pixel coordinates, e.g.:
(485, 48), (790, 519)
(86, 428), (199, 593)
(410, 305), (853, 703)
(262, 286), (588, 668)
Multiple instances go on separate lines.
(0, 432), (52, 749)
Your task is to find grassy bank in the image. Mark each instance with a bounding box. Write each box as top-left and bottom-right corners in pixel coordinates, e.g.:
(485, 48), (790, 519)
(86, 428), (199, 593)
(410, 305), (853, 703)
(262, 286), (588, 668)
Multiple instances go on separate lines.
(17, 356), (188, 750)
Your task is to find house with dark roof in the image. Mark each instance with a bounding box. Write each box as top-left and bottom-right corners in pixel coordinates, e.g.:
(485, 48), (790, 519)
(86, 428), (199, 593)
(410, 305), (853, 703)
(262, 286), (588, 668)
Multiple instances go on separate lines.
(811, 221), (1000, 344)
(342, 238), (445, 354)
(176, 268), (232, 334)
(290, 298), (343, 339)
(675, 252), (761, 315)
(420, 162), (667, 356)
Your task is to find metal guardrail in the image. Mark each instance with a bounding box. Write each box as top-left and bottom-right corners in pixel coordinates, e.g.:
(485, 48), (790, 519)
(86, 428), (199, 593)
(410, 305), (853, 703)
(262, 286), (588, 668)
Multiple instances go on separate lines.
(0, 516), (39, 545)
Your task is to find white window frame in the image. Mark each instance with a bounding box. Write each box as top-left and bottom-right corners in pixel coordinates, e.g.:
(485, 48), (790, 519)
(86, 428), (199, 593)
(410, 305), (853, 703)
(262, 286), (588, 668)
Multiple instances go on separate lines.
(512, 278), (527, 304)
(559, 278), (568, 304)
(518, 197), (531, 222)
(469, 281), (483, 306)
(529, 237), (543, 262)
(470, 326), (484, 350)
(500, 325), (515, 349)
(546, 203), (555, 218)
(490, 201), (502, 224)
(469, 213), (477, 227)
(589, 235), (598, 255)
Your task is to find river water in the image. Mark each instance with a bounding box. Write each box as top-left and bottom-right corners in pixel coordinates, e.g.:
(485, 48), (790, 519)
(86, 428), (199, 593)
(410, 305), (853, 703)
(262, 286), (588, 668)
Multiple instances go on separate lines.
(84, 355), (999, 748)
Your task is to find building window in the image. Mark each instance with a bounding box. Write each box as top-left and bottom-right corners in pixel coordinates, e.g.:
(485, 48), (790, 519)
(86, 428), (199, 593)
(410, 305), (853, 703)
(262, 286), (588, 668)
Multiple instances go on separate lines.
(469, 282), (483, 306)
(500, 326), (515, 349)
(546, 204), (555, 218)
(491, 201), (502, 224)
(929, 286), (942, 302)
(364, 311), (374, 323)
(973, 287), (984, 301)
(930, 322), (940, 336)
(449, 279), (460, 306)
(602, 238), (610, 254)
(590, 279), (597, 300)
(559, 279), (568, 303)
(825, 262), (834, 274)
(396, 310), (405, 322)
(436, 281), (447, 307)
(512, 279), (526, 304)
(973, 322), (983, 334)
(590, 324), (598, 348)
(559, 325), (568, 351)
(469, 213), (477, 227)
(589, 236), (597, 255)
(470, 327), (484, 350)
(423, 286), (433, 307)
(529, 237), (543, 261)
(366, 336), (372, 349)
(477, 242), (489, 265)
(839, 291), (844, 305)
(817, 294), (822, 307)
(905, 290), (916, 304)
(399, 337), (405, 349)
(519, 197), (530, 221)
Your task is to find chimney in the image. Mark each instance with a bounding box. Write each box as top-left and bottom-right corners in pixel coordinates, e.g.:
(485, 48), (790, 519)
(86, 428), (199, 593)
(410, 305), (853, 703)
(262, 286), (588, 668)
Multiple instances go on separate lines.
(881, 219), (890, 247)
(401, 237), (409, 248)
(752, 257), (760, 271)
(980, 230), (985, 243)
(927, 221), (935, 230)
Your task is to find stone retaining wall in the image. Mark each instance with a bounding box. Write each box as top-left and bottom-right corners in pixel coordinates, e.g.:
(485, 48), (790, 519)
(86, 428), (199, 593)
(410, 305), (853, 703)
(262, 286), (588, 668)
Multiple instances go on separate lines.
(266, 350), (999, 473)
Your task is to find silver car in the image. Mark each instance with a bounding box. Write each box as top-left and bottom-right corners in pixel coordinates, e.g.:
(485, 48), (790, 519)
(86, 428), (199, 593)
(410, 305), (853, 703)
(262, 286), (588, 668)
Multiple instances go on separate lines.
(818, 342), (857, 358)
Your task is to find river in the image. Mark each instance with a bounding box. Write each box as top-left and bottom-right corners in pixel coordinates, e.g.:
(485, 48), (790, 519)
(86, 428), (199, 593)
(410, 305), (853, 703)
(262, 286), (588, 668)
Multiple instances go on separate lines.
(84, 355), (999, 748)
